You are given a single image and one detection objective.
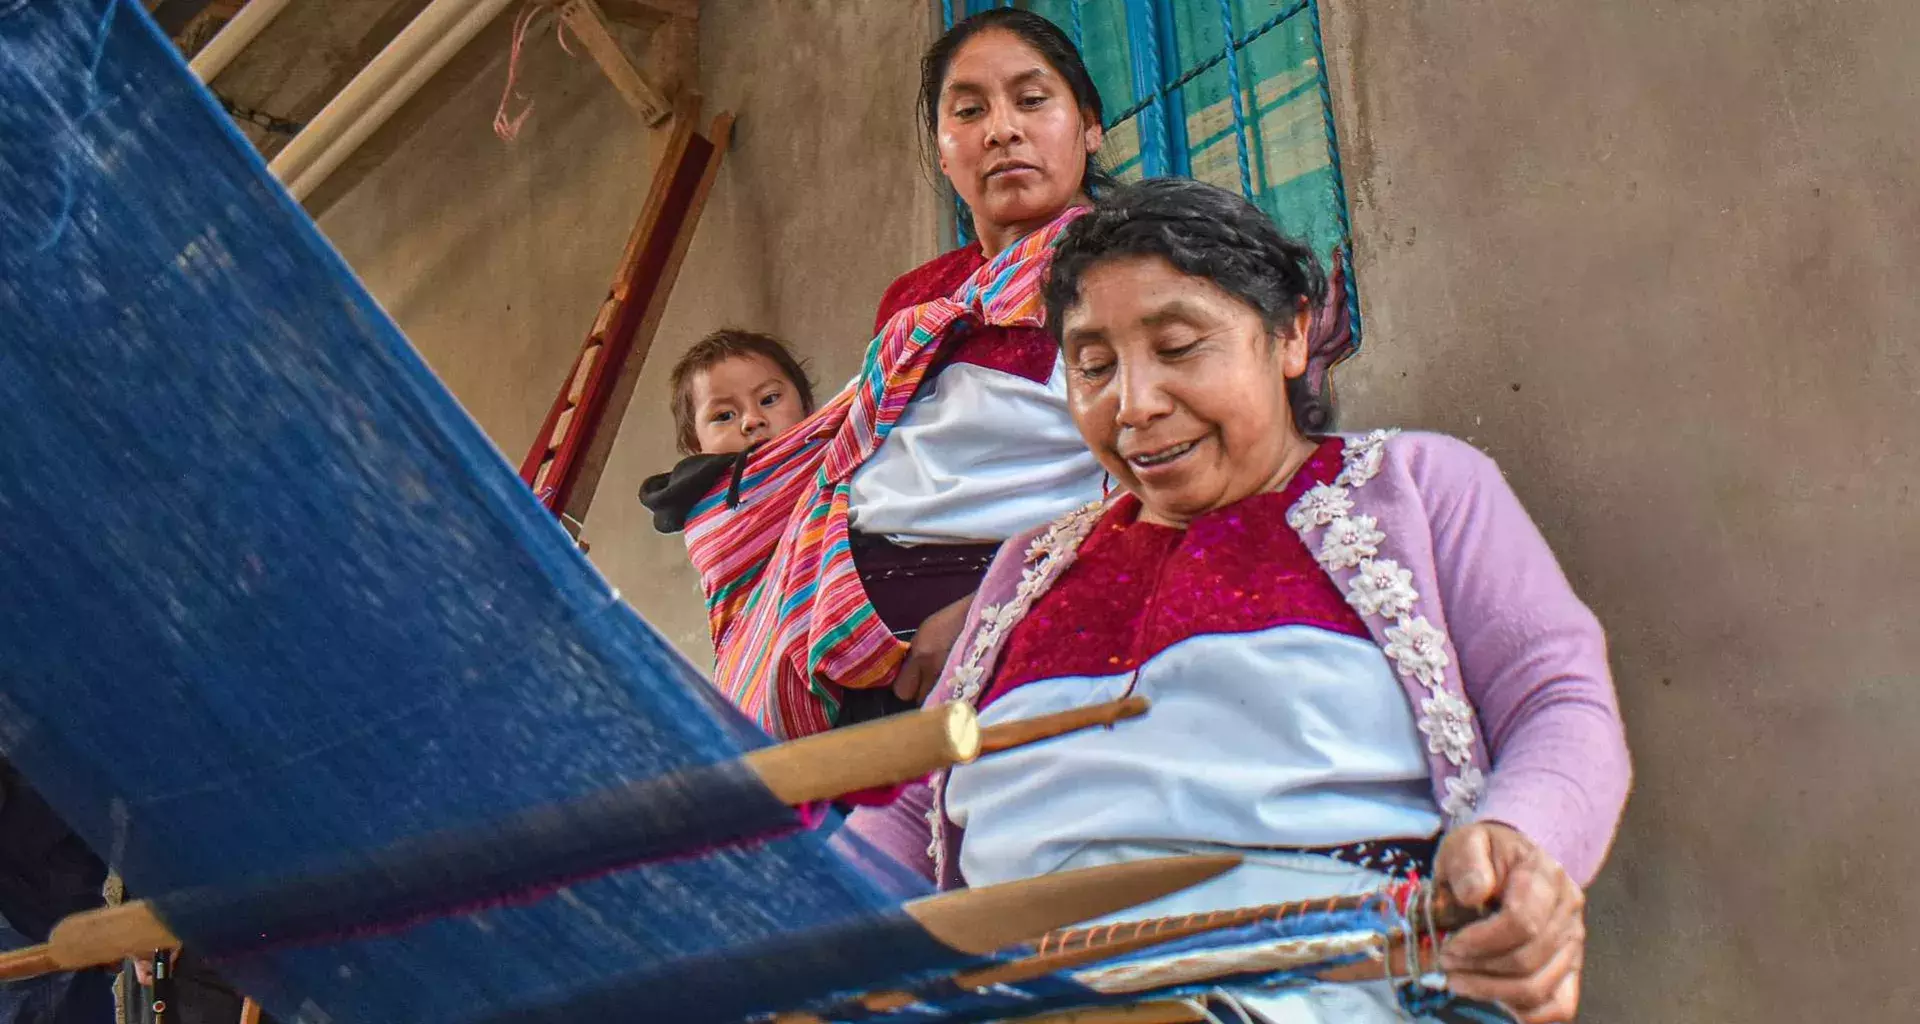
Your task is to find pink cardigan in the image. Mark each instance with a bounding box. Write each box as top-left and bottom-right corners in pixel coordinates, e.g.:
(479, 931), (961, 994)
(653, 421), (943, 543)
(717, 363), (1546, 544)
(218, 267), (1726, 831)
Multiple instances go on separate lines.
(847, 431), (1632, 889)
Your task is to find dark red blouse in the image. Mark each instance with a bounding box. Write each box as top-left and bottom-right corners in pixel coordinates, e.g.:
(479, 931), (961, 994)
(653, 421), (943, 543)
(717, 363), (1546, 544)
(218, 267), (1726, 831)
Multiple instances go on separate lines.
(873, 244), (1057, 385)
(980, 439), (1369, 709)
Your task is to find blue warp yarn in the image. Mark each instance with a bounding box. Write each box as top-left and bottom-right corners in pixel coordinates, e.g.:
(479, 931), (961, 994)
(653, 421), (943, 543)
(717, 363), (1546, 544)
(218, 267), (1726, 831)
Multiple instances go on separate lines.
(0, 2), (985, 1020)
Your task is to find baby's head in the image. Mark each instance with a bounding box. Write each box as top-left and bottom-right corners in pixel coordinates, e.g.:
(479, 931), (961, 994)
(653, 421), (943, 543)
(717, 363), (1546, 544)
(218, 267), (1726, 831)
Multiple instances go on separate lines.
(669, 329), (815, 455)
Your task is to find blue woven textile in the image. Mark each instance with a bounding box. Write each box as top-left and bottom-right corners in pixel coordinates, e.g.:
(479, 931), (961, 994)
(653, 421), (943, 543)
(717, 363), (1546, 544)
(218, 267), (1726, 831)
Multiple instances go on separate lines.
(0, 2), (994, 1020)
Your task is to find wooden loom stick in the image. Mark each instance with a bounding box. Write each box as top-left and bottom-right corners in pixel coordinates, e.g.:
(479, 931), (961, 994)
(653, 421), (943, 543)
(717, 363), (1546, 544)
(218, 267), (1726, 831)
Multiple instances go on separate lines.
(237, 999), (262, 1024)
(268, 0), (516, 194)
(0, 697), (1153, 981)
(773, 857), (1244, 1024)
(824, 882), (1486, 1016)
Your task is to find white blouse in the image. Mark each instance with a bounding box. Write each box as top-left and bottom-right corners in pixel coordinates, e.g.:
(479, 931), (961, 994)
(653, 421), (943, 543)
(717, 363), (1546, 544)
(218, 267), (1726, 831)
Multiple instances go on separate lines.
(945, 622), (1442, 920)
(845, 359), (1105, 545)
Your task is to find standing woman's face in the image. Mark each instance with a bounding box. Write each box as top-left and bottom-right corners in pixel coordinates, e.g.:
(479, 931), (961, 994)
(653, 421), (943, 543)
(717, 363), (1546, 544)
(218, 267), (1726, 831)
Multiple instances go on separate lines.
(936, 29), (1103, 252)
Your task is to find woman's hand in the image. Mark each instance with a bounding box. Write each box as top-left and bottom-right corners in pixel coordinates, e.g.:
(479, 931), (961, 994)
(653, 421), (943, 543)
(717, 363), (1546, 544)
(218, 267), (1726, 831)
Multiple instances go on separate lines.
(890, 593), (975, 704)
(1433, 822), (1586, 1023)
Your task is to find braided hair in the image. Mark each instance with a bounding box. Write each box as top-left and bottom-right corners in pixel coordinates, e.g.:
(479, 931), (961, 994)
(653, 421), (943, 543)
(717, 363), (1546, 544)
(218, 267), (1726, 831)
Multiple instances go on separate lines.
(1043, 177), (1336, 432)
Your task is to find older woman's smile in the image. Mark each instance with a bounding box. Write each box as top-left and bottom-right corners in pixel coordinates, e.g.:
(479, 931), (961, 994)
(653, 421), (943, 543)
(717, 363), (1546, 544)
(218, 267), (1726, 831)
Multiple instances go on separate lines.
(1124, 436), (1203, 470)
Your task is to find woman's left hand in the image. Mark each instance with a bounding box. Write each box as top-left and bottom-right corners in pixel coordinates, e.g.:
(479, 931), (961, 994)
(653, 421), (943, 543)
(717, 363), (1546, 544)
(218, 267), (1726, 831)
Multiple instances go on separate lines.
(1432, 821), (1586, 1023)
(890, 593), (975, 704)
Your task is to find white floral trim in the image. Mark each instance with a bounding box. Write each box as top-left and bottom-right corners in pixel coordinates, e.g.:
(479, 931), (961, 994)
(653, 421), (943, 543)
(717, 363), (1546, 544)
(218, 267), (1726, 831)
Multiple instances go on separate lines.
(1382, 616), (1450, 688)
(1418, 688), (1476, 767)
(1442, 766), (1486, 821)
(1337, 428), (1392, 488)
(1318, 514), (1384, 570)
(1287, 430), (1488, 826)
(1285, 483), (1352, 531)
(1345, 558), (1417, 619)
(928, 498), (1107, 871)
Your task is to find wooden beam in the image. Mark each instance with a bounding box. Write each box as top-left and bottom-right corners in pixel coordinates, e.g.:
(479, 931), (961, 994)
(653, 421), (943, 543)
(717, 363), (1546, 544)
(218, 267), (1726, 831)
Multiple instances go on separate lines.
(557, 0), (672, 125)
(187, 0), (293, 81)
(271, 0), (517, 200)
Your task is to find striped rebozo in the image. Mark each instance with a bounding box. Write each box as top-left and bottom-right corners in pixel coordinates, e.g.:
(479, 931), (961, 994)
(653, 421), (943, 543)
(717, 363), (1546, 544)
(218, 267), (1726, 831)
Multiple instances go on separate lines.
(681, 208), (1084, 741)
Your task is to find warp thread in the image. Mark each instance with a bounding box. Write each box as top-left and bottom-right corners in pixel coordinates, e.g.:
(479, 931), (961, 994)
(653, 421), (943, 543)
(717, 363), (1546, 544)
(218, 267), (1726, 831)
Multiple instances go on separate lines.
(494, 1), (580, 142)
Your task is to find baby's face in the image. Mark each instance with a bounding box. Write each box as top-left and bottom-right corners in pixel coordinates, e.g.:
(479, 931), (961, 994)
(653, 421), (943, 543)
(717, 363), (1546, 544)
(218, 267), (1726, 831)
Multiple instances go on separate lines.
(691, 354), (807, 454)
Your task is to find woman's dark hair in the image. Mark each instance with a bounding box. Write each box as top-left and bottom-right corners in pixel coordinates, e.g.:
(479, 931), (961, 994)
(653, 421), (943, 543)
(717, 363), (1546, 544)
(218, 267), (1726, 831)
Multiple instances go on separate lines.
(918, 9), (1116, 205)
(668, 328), (815, 454)
(1043, 177), (1337, 432)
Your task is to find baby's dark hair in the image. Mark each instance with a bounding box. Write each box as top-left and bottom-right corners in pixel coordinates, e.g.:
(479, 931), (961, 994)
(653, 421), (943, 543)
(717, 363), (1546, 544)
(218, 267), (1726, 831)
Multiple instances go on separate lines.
(1043, 177), (1334, 432)
(668, 328), (814, 454)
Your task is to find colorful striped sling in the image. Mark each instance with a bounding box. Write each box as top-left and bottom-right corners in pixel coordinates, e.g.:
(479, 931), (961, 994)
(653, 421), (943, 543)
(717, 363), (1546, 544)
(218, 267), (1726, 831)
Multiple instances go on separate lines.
(683, 208), (1085, 740)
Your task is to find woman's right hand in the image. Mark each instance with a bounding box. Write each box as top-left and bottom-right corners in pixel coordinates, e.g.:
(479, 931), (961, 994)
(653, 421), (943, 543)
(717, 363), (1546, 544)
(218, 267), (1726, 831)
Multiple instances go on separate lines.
(1433, 822), (1586, 1023)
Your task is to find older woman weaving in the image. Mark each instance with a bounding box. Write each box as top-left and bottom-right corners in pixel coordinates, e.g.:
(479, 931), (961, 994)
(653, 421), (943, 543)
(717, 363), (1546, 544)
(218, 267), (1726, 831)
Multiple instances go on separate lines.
(848, 179), (1631, 1023)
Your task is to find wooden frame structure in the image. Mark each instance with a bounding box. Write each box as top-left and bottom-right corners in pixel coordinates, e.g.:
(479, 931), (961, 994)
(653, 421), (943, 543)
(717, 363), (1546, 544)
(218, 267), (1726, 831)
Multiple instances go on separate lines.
(518, 95), (730, 525)
(184, 0), (692, 198)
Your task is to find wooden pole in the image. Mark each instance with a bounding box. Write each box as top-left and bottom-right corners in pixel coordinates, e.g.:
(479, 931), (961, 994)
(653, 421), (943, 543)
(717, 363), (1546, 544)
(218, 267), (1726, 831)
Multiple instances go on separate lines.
(0, 698), (1162, 980)
(269, 0), (517, 199)
(237, 999), (262, 1024)
(187, 0), (294, 83)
